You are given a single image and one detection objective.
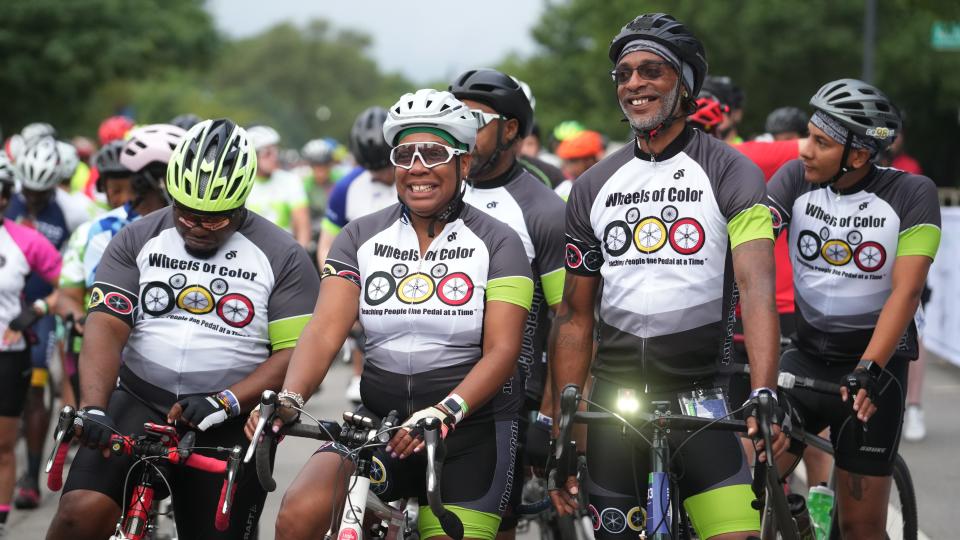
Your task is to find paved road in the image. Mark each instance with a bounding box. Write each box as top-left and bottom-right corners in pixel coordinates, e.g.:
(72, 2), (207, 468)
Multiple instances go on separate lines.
(11, 355), (957, 538)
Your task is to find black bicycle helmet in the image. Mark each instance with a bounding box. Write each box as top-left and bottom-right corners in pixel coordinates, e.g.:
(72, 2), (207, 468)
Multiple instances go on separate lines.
(700, 76), (735, 107)
(608, 13), (708, 97)
(765, 107), (809, 136)
(169, 113), (203, 131)
(809, 79), (900, 149)
(450, 68), (534, 138)
(93, 140), (132, 192)
(350, 107), (391, 170)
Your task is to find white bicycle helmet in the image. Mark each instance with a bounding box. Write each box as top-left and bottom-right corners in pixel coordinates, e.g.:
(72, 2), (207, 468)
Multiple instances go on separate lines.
(56, 141), (79, 182)
(16, 137), (61, 191)
(120, 123), (187, 173)
(0, 153), (14, 185)
(246, 125), (281, 151)
(21, 122), (56, 145)
(301, 138), (335, 165)
(383, 89), (477, 151)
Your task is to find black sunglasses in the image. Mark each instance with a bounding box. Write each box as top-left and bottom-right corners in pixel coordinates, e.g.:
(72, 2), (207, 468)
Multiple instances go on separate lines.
(610, 61), (672, 85)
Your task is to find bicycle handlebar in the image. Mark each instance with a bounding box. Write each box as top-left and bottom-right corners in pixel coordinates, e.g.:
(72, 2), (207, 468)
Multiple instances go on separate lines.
(45, 407), (240, 532)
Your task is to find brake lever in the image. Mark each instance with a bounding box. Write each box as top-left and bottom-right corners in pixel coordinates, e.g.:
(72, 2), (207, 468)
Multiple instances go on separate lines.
(45, 406), (76, 474)
(222, 445), (242, 515)
(244, 390), (277, 463)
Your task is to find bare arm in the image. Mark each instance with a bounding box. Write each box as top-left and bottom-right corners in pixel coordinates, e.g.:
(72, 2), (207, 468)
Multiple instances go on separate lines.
(226, 348), (293, 411)
(292, 206), (311, 249)
(448, 300), (529, 415)
(315, 230), (337, 268)
(78, 311), (131, 409)
(732, 238), (780, 391)
(861, 255), (931, 367)
(56, 286), (86, 325)
(548, 273), (599, 419)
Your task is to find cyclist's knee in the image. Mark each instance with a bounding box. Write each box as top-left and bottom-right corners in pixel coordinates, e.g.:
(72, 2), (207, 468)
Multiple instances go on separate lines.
(276, 491), (330, 540)
(838, 512), (885, 539)
(47, 490), (119, 540)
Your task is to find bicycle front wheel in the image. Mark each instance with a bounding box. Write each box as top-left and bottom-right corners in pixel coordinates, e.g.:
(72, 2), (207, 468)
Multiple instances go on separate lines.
(886, 454), (918, 540)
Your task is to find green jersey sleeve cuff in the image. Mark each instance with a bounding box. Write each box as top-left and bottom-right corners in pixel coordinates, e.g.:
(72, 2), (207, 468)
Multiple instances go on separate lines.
(320, 218), (342, 236)
(268, 314), (312, 350)
(727, 204), (774, 249)
(540, 267), (566, 307)
(897, 224), (940, 259)
(486, 276), (534, 311)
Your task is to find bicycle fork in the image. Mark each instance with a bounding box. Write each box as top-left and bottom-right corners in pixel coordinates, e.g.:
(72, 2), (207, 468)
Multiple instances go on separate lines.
(332, 460), (372, 540)
(111, 481), (156, 540)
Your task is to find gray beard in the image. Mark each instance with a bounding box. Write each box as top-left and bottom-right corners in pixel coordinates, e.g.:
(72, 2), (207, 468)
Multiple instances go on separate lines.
(621, 83), (679, 132)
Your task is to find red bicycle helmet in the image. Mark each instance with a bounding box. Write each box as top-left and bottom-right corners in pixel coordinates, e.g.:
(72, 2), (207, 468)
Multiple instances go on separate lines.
(98, 115), (135, 145)
(688, 97), (727, 132)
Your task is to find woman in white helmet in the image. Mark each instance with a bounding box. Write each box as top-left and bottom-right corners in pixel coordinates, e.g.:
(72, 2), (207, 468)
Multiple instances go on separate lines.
(248, 89), (533, 540)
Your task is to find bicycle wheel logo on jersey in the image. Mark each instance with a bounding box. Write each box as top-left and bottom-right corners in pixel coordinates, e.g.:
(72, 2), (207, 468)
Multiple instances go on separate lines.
(587, 504), (600, 531)
(177, 286), (214, 315)
(603, 221), (631, 256)
(104, 292), (134, 315)
(566, 244), (584, 269)
(796, 230), (822, 261)
(854, 241), (886, 272)
(369, 456), (389, 495)
(210, 278), (229, 296)
(141, 282), (175, 317)
(437, 272), (474, 306)
(626, 506), (646, 532)
(600, 507), (627, 534)
(634, 217), (667, 253)
(397, 273), (435, 304)
(821, 239), (852, 266)
(668, 217), (705, 255)
(217, 293), (255, 328)
(364, 271), (396, 306)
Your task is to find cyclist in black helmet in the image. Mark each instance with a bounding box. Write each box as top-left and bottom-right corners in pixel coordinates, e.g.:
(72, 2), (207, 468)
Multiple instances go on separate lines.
(549, 13), (785, 539)
(450, 68), (567, 539)
(765, 107), (809, 141)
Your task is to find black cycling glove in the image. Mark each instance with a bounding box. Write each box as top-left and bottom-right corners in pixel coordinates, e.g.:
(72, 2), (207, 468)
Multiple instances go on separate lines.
(842, 368), (879, 409)
(174, 391), (238, 431)
(78, 406), (118, 449)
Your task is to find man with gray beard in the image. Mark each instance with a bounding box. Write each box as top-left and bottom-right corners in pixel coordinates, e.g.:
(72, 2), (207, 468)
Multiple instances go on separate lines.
(548, 13), (786, 539)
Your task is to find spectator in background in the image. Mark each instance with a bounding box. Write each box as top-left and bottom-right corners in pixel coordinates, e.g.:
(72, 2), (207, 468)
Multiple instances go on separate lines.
(553, 130), (604, 201)
(765, 106), (809, 141)
(301, 138), (338, 242)
(246, 125), (312, 248)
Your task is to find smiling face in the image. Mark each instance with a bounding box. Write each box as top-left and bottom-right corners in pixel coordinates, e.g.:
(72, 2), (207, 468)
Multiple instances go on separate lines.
(616, 51), (681, 132)
(394, 132), (471, 217)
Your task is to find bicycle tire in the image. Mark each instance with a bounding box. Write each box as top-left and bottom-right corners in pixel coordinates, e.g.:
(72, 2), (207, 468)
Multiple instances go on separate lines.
(890, 454), (918, 540)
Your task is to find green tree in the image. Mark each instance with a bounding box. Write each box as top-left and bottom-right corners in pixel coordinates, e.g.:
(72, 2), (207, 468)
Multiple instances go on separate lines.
(203, 20), (411, 146)
(504, 0), (960, 184)
(0, 0), (217, 135)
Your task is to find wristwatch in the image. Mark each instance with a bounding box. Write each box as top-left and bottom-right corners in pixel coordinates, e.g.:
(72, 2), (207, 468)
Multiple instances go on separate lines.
(856, 359), (883, 377)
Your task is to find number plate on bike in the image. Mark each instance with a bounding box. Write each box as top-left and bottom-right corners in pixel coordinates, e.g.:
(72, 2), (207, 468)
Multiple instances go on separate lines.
(677, 388), (728, 419)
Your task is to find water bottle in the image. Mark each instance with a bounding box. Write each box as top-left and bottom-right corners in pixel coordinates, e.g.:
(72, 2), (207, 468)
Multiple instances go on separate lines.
(786, 493), (817, 540)
(807, 483), (835, 540)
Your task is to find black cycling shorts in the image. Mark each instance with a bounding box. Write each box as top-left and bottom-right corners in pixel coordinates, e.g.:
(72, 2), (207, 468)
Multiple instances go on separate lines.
(780, 348), (907, 476)
(584, 377), (758, 539)
(0, 349), (32, 417)
(317, 418), (518, 530)
(63, 388), (272, 540)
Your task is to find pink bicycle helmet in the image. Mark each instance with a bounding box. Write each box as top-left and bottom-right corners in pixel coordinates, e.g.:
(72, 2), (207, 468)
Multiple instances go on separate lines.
(120, 124), (187, 173)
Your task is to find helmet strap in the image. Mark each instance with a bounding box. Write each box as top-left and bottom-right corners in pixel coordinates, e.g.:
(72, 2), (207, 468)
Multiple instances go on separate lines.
(826, 133), (855, 187)
(471, 119), (517, 180)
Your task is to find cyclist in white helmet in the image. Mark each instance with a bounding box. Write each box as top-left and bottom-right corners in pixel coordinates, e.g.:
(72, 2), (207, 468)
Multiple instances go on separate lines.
(4, 136), (90, 510)
(248, 89), (533, 540)
(246, 125), (312, 249)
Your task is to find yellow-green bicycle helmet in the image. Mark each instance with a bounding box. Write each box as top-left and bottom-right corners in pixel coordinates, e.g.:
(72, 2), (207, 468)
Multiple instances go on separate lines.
(166, 119), (257, 212)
